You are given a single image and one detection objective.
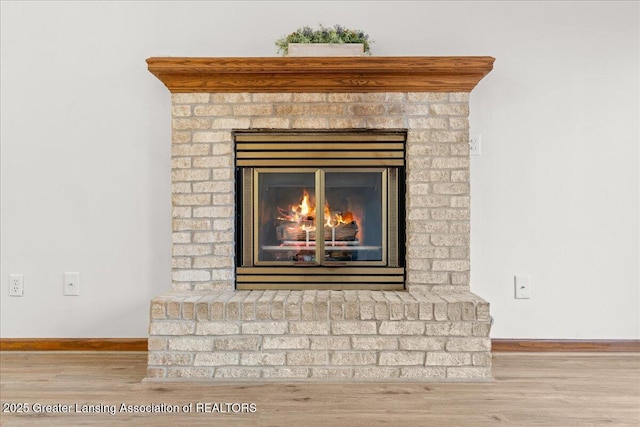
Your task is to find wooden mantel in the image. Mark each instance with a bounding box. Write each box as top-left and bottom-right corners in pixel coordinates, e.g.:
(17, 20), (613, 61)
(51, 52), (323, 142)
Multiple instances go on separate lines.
(146, 56), (494, 93)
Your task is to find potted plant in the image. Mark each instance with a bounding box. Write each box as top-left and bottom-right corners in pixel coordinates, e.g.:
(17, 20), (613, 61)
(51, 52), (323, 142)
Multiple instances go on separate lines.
(275, 24), (372, 56)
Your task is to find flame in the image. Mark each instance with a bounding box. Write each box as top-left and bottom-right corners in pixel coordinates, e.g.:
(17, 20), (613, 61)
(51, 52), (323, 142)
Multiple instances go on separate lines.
(299, 191), (311, 217)
(278, 190), (358, 229)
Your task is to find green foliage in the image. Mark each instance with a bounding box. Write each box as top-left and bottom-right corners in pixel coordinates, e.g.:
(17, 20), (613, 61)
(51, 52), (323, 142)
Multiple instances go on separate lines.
(275, 24), (372, 56)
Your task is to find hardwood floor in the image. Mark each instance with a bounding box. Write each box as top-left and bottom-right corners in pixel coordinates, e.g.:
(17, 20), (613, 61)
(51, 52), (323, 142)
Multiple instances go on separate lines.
(1, 352), (638, 426)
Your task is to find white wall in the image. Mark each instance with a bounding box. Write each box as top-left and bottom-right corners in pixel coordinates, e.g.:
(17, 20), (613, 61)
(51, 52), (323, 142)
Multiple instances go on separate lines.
(1, 1), (637, 339)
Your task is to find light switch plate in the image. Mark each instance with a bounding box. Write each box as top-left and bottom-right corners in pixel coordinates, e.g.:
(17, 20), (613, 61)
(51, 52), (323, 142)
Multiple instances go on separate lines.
(514, 275), (531, 299)
(64, 272), (80, 296)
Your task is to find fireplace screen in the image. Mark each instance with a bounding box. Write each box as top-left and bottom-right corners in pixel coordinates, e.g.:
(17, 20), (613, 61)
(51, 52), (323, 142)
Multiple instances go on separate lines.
(256, 169), (385, 265)
(235, 131), (405, 289)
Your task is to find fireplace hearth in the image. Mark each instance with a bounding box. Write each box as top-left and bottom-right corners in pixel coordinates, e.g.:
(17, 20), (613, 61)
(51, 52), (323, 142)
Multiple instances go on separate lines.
(146, 56), (495, 381)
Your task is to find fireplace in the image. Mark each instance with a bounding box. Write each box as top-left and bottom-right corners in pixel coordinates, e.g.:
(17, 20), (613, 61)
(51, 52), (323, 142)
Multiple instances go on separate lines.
(146, 56), (495, 381)
(235, 130), (405, 289)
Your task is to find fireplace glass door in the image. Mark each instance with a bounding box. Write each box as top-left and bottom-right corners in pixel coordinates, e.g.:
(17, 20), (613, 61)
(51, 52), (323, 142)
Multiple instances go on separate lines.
(255, 169), (386, 266)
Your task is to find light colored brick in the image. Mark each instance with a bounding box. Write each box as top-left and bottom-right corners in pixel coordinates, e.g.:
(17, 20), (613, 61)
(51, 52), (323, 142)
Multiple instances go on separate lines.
(263, 336), (310, 350)
(193, 256), (233, 268)
(473, 322), (491, 337)
(261, 367), (308, 378)
(399, 337), (445, 351)
(353, 367), (399, 379)
(195, 322), (239, 335)
(407, 271), (449, 285)
(291, 117), (329, 128)
(193, 105), (233, 116)
(171, 169), (211, 182)
(172, 157), (191, 169)
(289, 322), (330, 335)
(210, 93), (251, 103)
(168, 337), (213, 351)
(172, 184), (192, 195)
(473, 353), (492, 366)
(426, 352), (471, 366)
(399, 367), (447, 379)
(148, 337), (167, 351)
(167, 367), (212, 378)
(270, 294), (285, 320)
(431, 235), (470, 247)
(240, 352), (285, 366)
(371, 116), (405, 129)
(146, 367), (166, 378)
(331, 352), (377, 365)
(150, 321), (194, 335)
(408, 117), (449, 129)
(446, 337), (491, 352)
(449, 322), (473, 336)
(151, 301), (166, 319)
(251, 117), (291, 128)
(256, 292), (275, 321)
(329, 117), (366, 128)
(192, 156), (232, 168)
(380, 351), (424, 366)
(379, 321), (424, 335)
(311, 368), (353, 378)
(424, 323), (451, 336)
(349, 104), (385, 116)
(432, 182), (469, 194)
(293, 93), (327, 102)
(148, 353), (192, 366)
(173, 118), (212, 130)
(286, 351), (329, 366)
(352, 337), (398, 350)
(172, 93), (209, 104)
(214, 367), (261, 378)
(359, 298), (375, 320)
(159, 301), (179, 321)
(408, 93), (447, 102)
(309, 336), (351, 350)
(172, 270), (211, 282)
(172, 131), (191, 143)
(476, 303), (490, 321)
(194, 353), (239, 366)
(171, 144), (211, 157)
(192, 131), (230, 143)
(173, 244), (211, 256)
(213, 118), (250, 129)
(430, 104), (469, 116)
(215, 337), (260, 351)
(241, 322), (287, 335)
(252, 93), (292, 102)
(331, 321), (377, 335)
(431, 209), (469, 221)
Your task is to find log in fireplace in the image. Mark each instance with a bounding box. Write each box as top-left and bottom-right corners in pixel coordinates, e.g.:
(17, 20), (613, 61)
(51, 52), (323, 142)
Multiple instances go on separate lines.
(235, 130), (406, 289)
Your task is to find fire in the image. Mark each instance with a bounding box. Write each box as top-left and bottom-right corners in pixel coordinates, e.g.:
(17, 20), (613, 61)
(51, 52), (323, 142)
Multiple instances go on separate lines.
(299, 191), (311, 217)
(278, 190), (357, 229)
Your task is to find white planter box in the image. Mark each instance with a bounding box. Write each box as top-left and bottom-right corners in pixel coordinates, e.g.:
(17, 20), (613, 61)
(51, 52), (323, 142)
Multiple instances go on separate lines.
(287, 43), (365, 57)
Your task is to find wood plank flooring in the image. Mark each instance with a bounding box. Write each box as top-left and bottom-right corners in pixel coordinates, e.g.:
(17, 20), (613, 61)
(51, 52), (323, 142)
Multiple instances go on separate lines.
(1, 352), (638, 426)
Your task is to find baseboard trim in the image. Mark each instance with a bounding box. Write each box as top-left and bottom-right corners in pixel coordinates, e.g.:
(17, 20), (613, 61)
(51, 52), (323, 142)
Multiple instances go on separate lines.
(491, 339), (640, 352)
(1, 338), (638, 352)
(0, 338), (147, 351)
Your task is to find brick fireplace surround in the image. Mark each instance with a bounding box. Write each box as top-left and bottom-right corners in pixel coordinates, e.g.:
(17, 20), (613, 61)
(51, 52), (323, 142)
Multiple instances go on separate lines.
(146, 56), (494, 381)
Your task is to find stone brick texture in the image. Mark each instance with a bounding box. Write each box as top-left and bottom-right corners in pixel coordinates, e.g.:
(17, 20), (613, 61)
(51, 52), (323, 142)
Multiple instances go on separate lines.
(153, 91), (492, 381)
(148, 291), (491, 381)
(169, 92), (472, 293)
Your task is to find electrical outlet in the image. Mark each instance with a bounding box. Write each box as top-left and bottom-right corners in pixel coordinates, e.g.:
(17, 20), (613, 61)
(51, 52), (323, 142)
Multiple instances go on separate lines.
(9, 274), (24, 297)
(64, 272), (80, 296)
(514, 275), (531, 299)
(469, 134), (482, 156)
